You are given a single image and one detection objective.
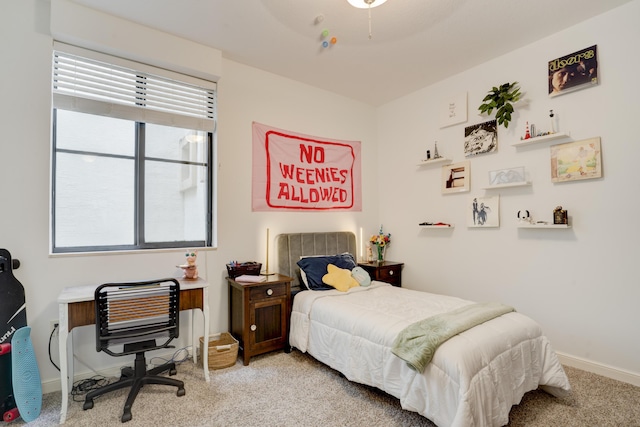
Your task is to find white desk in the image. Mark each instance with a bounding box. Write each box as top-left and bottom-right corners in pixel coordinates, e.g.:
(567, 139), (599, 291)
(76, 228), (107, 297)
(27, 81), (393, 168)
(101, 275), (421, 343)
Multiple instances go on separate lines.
(57, 278), (210, 424)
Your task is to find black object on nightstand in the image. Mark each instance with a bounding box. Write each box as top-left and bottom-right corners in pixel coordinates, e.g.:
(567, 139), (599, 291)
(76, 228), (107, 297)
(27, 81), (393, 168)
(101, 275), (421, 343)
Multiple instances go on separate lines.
(357, 261), (404, 287)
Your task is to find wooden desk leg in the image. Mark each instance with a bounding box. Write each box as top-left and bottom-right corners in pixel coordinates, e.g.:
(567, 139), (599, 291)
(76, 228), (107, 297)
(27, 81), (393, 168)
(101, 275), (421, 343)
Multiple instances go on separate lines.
(58, 302), (69, 424)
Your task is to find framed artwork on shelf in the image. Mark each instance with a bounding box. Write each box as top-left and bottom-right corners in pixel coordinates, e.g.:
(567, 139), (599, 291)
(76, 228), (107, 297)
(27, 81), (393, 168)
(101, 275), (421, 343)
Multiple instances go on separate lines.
(439, 92), (468, 128)
(464, 120), (497, 157)
(488, 166), (526, 186)
(550, 137), (602, 183)
(548, 45), (598, 97)
(442, 161), (470, 194)
(468, 195), (500, 228)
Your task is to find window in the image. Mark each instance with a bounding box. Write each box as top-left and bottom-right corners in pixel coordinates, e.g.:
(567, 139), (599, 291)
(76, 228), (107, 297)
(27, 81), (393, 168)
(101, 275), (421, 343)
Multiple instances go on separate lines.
(51, 46), (216, 253)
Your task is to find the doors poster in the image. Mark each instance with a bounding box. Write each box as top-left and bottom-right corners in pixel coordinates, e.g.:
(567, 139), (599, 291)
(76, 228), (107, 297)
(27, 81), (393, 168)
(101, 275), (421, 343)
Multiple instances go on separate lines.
(548, 45), (598, 97)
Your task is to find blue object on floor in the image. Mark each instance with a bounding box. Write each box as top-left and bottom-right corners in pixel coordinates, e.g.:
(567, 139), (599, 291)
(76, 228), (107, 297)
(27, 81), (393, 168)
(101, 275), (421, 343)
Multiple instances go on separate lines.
(11, 326), (42, 423)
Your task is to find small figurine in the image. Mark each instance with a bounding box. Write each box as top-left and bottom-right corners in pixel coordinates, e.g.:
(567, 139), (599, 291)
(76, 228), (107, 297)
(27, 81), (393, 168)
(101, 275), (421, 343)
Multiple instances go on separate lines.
(549, 110), (556, 134)
(517, 209), (532, 224)
(178, 250), (199, 280)
(433, 141), (442, 159)
(524, 122), (531, 139)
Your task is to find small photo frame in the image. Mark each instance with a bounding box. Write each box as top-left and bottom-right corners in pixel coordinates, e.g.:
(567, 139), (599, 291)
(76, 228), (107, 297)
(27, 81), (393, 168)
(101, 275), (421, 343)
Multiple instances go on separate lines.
(464, 120), (497, 157)
(488, 166), (526, 186)
(442, 161), (470, 194)
(439, 92), (468, 128)
(468, 195), (499, 228)
(550, 137), (602, 183)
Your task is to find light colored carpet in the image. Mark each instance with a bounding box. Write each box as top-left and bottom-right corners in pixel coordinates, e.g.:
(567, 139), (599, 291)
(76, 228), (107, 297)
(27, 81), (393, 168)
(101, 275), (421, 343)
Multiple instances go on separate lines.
(11, 350), (640, 427)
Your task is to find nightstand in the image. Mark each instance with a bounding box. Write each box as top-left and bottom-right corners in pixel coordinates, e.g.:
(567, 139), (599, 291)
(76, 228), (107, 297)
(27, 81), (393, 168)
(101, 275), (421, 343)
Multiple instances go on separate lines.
(228, 274), (293, 366)
(357, 261), (404, 287)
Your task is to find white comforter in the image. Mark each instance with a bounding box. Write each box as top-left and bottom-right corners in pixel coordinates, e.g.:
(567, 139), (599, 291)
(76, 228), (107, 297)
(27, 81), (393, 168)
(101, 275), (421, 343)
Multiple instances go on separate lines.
(290, 282), (571, 427)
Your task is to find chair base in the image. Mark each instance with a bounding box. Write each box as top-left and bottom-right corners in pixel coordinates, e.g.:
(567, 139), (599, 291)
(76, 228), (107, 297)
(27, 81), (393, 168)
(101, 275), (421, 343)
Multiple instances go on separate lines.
(83, 352), (185, 423)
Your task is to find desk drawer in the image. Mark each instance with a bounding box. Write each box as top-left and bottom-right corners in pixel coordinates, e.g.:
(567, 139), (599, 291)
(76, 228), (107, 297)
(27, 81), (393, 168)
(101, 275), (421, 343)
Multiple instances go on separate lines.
(249, 283), (287, 301)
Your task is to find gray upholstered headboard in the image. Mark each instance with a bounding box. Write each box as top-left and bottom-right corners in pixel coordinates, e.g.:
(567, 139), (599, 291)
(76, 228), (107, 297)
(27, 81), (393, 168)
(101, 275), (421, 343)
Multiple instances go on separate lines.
(276, 231), (357, 292)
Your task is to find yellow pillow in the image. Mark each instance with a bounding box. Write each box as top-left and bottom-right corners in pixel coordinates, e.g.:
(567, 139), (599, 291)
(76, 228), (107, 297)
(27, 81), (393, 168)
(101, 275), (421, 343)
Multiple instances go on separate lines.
(322, 264), (359, 292)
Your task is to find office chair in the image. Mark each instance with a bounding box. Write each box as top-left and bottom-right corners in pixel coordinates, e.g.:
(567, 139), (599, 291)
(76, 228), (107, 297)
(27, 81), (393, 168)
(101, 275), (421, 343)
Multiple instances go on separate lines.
(83, 278), (186, 423)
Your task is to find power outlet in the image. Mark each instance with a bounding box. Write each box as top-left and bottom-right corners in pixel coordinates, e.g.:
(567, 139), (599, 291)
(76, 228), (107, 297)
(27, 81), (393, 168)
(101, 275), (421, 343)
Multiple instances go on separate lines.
(50, 320), (60, 337)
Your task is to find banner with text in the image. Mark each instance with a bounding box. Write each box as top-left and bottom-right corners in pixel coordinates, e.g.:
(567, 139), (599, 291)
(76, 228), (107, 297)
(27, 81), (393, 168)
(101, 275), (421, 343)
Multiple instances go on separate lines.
(252, 122), (362, 211)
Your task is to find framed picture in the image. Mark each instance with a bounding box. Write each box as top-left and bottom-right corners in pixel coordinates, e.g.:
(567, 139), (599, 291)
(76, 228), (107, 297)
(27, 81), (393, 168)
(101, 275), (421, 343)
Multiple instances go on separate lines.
(468, 195), (499, 228)
(464, 120), (497, 157)
(439, 92), (468, 128)
(550, 137), (602, 183)
(488, 166), (526, 186)
(442, 161), (470, 194)
(548, 45), (598, 97)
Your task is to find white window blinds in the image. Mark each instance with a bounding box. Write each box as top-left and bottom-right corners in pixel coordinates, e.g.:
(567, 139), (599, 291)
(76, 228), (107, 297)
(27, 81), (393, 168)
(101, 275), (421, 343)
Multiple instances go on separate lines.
(52, 46), (216, 132)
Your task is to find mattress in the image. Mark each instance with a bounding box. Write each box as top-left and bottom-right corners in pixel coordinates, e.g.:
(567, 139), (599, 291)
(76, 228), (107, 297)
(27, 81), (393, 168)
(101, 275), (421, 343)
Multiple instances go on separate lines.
(290, 282), (571, 427)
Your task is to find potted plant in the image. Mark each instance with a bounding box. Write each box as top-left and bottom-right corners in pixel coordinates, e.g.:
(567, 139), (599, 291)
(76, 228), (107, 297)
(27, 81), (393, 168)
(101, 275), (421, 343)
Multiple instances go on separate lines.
(478, 82), (522, 128)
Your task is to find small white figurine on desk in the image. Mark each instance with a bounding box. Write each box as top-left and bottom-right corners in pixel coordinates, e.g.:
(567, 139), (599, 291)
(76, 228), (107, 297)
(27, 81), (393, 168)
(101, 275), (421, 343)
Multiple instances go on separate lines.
(178, 250), (198, 280)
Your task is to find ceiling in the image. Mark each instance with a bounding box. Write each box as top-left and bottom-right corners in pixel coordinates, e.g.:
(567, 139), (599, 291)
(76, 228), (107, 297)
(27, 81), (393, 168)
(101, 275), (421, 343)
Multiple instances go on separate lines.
(72, 0), (632, 106)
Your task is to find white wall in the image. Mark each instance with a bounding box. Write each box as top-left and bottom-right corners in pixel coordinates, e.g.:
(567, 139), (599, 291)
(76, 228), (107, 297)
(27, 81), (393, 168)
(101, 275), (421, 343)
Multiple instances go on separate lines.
(377, 1), (640, 382)
(0, 0), (378, 392)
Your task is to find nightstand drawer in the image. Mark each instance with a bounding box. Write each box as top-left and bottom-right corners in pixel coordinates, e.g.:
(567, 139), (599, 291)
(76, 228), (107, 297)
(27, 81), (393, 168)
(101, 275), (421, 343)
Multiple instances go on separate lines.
(377, 266), (401, 284)
(249, 283), (287, 301)
(357, 261), (404, 287)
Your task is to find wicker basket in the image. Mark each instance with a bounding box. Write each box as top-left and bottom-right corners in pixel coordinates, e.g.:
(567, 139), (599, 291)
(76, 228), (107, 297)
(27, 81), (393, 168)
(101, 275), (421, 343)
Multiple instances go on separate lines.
(226, 262), (262, 279)
(199, 332), (239, 370)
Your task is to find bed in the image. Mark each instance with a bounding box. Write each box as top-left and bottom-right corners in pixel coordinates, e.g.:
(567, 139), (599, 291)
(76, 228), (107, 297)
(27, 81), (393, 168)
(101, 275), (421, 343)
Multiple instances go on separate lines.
(277, 231), (571, 427)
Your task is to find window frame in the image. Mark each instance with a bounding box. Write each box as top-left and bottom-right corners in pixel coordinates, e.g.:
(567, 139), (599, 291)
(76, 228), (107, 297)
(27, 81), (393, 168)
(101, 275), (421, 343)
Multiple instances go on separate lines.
(51, 45), (216, 254)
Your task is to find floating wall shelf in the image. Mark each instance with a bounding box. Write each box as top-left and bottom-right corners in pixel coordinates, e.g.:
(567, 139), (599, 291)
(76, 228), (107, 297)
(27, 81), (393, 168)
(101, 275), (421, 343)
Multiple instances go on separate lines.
(417, 157), (451, 167)
(482, 181), (532, 190)
(419, 223), (454, 228)
(517, 224), (571, 229)
(512, 132), (570, 147)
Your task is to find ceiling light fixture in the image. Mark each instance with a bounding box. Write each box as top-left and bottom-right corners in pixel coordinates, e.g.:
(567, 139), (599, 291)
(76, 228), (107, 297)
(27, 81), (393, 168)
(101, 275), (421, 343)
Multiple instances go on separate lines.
(347, 0), (388, 39)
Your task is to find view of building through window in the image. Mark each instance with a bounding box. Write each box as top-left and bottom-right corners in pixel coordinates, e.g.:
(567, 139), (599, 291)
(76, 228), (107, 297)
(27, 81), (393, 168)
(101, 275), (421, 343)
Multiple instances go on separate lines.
(53, 110), (210, 251)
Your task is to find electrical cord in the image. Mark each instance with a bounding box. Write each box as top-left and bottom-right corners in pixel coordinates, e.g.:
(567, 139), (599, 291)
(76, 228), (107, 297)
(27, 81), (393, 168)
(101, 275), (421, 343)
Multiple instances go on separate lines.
(48, 323), (60, 371)
(149, 346), (192, 367)
(70, 375), (111, 402)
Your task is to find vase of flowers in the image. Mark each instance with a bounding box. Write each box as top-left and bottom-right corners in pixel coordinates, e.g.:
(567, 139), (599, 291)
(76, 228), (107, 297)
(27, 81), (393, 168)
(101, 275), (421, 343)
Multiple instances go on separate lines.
(370, 225), (391, 264)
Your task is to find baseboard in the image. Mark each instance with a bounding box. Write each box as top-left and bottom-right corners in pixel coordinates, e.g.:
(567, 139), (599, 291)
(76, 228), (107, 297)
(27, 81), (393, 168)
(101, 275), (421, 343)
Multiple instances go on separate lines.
(42, 348), (192, 395)
(556, 352), (640, 387)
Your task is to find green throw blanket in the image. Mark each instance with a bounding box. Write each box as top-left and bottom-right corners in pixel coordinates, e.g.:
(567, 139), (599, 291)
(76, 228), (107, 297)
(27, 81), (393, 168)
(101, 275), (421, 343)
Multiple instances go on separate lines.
(391, 302), (515, 373)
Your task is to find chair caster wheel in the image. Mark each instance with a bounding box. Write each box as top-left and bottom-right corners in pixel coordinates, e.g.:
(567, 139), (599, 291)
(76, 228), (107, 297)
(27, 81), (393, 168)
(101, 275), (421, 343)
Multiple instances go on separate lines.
(122, 411), (132, 422)
(83, 400), (94, 410)
(169, 368), (177, 375)
(177, 387), (186, 397)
